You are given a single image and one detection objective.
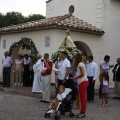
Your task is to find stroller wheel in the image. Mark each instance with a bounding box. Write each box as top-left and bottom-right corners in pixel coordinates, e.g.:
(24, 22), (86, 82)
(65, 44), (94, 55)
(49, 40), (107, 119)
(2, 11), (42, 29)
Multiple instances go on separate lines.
(54, 115), (60, 120)
(69, 112), (74, 117)
(45, 113), (50, 118)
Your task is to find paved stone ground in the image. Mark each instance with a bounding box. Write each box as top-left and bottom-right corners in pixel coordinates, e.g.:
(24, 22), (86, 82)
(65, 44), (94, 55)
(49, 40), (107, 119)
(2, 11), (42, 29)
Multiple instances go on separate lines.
(0, 87), (120, 120)
(0, 85), (56, 99)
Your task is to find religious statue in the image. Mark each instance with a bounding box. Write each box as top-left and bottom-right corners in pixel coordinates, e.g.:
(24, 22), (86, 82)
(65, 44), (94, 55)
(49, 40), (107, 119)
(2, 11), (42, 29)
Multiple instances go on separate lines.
(59, 30), (76, 48)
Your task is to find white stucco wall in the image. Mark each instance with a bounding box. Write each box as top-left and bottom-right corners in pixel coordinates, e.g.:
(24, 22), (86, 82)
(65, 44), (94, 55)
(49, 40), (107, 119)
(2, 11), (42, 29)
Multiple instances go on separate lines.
(100, 0), (120, 88)
(0, 29), (104, 89)
(46, 0), (120, 88)
(46, 0), (104, 28)
(0, 0), (120, 89)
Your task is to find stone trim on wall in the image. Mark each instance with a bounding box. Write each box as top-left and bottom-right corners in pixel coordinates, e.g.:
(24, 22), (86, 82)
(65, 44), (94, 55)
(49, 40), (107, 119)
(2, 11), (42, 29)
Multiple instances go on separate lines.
(95, 0), (104, 29)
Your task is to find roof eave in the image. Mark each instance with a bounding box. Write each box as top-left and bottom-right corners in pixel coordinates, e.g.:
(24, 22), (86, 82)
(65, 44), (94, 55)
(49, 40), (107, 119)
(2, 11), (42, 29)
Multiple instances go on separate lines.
(0, 26), (104, 35)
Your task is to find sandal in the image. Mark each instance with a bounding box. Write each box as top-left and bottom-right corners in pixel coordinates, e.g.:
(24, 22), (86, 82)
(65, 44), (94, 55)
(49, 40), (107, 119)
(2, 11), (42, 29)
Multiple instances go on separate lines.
(74, 107), (80, 109)
(75, 113), (85, 118)
(105, 104), (108, 107)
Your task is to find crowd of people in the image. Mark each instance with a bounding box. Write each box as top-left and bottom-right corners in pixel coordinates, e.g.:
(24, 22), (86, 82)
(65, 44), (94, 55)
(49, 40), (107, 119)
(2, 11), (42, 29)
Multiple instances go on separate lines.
(2, 50), (120, 118)
(2, 51), (34, 88)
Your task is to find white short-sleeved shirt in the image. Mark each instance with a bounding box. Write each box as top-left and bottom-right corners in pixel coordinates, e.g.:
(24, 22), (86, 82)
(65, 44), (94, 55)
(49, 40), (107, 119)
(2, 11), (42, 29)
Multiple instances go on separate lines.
(58, 58), (70, 80)
(2, 56), (12, 68)
(57, 92), (66, 100)
(100, 60), (110, 73)
(103, 79), (108, 86)
(77, 62), (88, 85)
(24, 57), (31, 64)
(24, 57), (33, 71)
(86, 61), (98, 80)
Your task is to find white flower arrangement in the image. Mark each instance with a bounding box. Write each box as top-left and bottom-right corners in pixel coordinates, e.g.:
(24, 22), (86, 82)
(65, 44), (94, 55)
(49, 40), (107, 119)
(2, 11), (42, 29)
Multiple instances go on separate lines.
(51, 47), (86, 63)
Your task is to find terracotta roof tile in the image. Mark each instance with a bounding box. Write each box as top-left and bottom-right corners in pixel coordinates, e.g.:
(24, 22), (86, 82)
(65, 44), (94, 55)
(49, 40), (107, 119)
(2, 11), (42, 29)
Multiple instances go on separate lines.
(0, 14), (104, 34)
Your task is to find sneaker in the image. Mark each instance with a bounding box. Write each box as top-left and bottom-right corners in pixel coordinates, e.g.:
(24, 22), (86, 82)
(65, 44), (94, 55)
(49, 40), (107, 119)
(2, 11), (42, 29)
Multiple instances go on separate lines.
(40, 99), (45, 102)
(18, 83), (20, 87)
(44, 100), (50, 103)
(14, 83), (17, 87)
(105, 104), (108, 107)
(102, 104), (105, 107)
(49, 110), (55, 113)
(47, 110), (50, 113)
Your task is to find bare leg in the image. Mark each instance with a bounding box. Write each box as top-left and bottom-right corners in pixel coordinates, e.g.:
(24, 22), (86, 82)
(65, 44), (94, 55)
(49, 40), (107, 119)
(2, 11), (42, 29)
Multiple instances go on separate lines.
(50, 100), (59, 111)
(52, 102), (59, 110)
(104, 93), (108, 106)
(50, 101), (56, 110)
(102, 93), (105, 106)
(76, 92), (80, 109)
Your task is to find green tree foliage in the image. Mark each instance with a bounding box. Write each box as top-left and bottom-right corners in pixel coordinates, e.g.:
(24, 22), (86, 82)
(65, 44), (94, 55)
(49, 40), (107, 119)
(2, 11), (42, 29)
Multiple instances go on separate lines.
(0, 12), (45, 28)
(25, 14), (45, 22)
(0, 13), (5, 27)
(4, 12), (25, 26)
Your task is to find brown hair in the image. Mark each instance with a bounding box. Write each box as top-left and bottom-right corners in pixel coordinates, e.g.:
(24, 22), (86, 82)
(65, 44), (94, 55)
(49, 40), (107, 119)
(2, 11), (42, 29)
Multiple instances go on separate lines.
(73, 53), (82, 69)
(102, 72), (109, 80)
(18, 54), (21, 57)
(59, 85), (65, 90)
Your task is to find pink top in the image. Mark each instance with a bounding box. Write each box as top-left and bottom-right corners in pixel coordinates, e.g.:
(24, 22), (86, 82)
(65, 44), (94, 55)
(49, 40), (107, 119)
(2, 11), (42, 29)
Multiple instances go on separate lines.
(15, 59), (23, 71)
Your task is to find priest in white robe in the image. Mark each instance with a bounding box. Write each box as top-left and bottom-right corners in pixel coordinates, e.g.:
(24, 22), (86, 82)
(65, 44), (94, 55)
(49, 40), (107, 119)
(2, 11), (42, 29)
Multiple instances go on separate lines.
(32, 55), (42, 93)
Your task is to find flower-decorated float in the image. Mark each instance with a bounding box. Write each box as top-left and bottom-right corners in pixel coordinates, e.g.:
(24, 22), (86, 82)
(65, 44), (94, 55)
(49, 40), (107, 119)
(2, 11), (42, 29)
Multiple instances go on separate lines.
(51, 30), (86, 64)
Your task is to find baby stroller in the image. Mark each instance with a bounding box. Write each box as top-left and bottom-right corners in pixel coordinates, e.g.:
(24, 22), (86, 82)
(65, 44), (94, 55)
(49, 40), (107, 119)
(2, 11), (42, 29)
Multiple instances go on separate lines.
(45, 87), (75, 120)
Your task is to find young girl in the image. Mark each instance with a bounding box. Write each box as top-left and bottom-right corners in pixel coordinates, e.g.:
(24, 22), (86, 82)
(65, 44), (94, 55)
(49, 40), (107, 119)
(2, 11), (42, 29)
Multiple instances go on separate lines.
(47, 85), (66, 113)
(102, 72), (109, 107)
(72, 68), (80, 109)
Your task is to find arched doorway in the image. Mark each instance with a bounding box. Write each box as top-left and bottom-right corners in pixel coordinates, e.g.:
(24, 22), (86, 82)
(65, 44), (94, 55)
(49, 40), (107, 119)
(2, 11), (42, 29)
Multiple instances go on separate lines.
(9, 38), (38, 85)
(74, 41), (92, 57)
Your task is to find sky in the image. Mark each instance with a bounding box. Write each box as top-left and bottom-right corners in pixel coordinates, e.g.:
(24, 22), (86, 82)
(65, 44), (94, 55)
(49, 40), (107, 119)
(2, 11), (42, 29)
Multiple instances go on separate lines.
(0, 0), (47, 16)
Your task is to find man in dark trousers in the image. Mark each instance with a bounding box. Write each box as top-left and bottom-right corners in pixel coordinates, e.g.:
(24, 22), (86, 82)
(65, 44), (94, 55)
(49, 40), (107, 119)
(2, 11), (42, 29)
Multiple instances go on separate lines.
(2, 51), (12, 87)
(113, 58), (120, 99)
(112, 58), (120, 81)
(86, 55), (98, 102)
(23, 54), (31, 87)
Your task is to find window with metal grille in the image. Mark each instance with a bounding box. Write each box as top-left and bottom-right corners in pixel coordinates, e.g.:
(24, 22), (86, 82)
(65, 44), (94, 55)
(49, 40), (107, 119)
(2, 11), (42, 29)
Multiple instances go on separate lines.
(45, 36), (50, 47)
(3, 40), (6, 49)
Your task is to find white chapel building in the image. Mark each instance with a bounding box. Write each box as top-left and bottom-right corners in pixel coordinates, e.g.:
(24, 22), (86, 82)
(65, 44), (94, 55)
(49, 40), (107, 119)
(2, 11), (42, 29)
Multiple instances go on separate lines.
(0, 0), (120, 88)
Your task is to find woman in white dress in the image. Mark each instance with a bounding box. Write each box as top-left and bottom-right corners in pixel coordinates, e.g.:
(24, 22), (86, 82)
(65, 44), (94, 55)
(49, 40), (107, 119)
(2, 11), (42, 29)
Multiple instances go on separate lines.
(32, 55), (42, 93)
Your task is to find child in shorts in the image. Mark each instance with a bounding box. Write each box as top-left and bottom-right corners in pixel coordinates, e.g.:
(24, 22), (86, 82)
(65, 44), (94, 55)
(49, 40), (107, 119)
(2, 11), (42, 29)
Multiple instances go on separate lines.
(102, 72), (109, 107)
(47, 85), (66, 113)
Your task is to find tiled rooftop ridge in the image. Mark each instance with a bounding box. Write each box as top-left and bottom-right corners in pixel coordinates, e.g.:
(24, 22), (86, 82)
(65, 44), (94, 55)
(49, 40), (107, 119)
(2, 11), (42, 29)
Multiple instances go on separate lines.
(0, 14), (104, 34)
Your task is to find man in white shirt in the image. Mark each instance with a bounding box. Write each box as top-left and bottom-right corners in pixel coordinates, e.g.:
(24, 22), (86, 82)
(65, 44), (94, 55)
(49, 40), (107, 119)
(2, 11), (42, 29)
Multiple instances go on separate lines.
(56, 51), (70, 87)
(2, 51), (12, 87)
(86, 55), (98, 102)
(99, 55), (114, 98)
